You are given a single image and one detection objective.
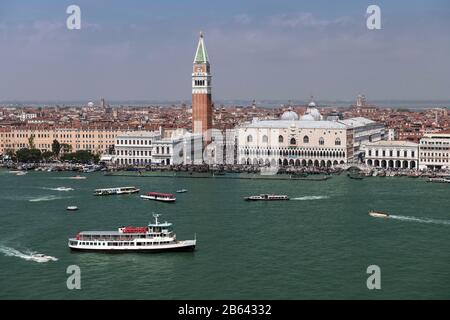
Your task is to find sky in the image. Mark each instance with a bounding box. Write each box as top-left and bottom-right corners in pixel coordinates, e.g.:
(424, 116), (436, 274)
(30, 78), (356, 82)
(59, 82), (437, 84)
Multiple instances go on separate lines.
(0, 0), (449, 102)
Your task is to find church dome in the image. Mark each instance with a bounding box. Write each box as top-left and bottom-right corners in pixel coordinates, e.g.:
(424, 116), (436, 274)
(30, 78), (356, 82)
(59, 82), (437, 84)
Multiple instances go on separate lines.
(280, 107), (299, 121)
(308, 101), (316, 108)
(308, 108), (322, 121)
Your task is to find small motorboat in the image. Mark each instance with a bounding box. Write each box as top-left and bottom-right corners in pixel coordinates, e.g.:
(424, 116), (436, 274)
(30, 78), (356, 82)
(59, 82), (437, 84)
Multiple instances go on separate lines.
(16, 171), (28, 176)
(369, 211), (389, 218)
(66, 206), (79, 211)
(176, 189), (188, 193)
(31, 253), (58, 262)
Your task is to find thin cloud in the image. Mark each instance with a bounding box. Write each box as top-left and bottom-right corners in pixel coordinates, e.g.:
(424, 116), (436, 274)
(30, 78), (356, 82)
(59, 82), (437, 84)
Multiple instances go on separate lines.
(269, 12), (352, 29)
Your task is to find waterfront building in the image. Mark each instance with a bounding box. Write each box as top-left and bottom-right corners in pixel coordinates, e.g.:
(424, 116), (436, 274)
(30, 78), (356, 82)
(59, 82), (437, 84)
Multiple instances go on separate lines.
(237, 106), (352, 167)
(192, 32), (213, 139)
(236, 103), (385, 167)
(0, 126), (125, 155)
(363, 140), (419, 169)
(338, 117), (385, 162)
(114, 130), (161, 166)
(419, 130), (450, 170)
(113, 129), (203, 166)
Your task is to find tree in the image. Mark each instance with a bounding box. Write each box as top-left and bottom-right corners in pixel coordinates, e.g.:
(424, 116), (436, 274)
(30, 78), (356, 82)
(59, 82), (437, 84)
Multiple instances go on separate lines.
(28, 135), (35, 149)
(52, 139), (61, 157)
(42, 151), (54, 162)
(16, 148), (42, 163)
(61, 150), (96, 164)
(5, 149), (16, 162)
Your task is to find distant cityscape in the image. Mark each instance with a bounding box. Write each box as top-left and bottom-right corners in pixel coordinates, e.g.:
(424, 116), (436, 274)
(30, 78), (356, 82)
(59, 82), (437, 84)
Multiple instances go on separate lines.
(1, 34), (449, 171)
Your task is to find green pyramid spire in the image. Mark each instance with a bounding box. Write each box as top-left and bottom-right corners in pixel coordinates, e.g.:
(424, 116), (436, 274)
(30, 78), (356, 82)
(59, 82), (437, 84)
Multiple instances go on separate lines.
(194, 32), (209, 64)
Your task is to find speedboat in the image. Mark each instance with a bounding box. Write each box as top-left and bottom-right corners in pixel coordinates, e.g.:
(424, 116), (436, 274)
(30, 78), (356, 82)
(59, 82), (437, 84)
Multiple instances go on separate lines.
(31, 253), (58, 262)
(369, 211), (390, 218)
(244, 194), (289, 201)
(67, 206), (79, 211)
(176, 189), (188, 193)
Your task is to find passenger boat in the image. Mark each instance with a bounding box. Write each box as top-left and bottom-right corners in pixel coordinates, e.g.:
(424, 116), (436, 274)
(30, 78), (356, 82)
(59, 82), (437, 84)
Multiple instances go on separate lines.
(369, 211), (390, 218)
(140, 192), (176, 202)
(68, 214), (196, 253)
(94, 186), (140, 196)
(176, 189), (188, 193)
(244, 194), (289, 201)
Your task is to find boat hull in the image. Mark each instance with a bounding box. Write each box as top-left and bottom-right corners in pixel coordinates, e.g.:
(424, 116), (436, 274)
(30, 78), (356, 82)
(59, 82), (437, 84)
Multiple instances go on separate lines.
(69, 244), (195, 253)
(244, 198), (289, 201)
(140, 195), (176, 202)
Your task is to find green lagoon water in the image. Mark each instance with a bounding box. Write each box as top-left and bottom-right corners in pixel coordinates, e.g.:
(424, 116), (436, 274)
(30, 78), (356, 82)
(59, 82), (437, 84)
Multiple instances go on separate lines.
(0, 169), (449, 299)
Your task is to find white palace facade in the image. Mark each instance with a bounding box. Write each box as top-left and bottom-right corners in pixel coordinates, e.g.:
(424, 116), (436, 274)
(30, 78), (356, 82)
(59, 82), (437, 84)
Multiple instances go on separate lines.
(236, 103), (383, 167)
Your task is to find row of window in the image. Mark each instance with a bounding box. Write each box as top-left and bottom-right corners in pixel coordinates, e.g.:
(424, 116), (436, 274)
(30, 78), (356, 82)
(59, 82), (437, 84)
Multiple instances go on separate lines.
(367, 150), (415, 158)
(241, 149), (346, 158)
(116, 150), (151, 156)
(117, 139), (153, 146)
(194, 80), (210, 86)
(116, 158), (171, 165)
(76, 241), (171, 246)
(420, 152), (450, 157)
(246, 135), (341, 146)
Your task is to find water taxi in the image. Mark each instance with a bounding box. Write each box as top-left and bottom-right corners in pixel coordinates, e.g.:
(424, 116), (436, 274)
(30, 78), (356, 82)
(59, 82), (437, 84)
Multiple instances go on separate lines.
(140, 192), (176, 202)
(94, 186), (140, 196)
(369, 211), (390, 218)
(244, 194), (289, 201)
(68, 214), (196, 253)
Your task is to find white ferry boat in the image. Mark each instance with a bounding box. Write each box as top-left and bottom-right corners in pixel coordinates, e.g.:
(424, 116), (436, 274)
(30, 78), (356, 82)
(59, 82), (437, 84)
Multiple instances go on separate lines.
(94, 186), (140, 196)
(68, 214), (196, 253)
(244, 194), (289, 201)
(140, 192), (176, 202)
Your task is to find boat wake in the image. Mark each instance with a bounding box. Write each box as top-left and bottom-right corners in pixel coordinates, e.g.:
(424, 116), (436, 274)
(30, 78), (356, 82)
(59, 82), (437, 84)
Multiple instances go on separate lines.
(29, 195), (73, 202)
(0, 246), (58, 263)
(291, 195), (329, 201)
(42, 187), (74, 192)
(389, 215), (450, 226)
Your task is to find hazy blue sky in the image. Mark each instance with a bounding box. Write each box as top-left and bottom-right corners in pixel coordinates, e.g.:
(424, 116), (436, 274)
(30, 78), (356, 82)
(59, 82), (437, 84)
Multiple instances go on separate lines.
(0, 0), (449, 102)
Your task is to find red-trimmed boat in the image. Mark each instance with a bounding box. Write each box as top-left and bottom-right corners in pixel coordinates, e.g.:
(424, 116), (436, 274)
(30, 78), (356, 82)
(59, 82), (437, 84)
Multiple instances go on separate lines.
(140, 192), (176, 202)
(68, 214), (196, 253)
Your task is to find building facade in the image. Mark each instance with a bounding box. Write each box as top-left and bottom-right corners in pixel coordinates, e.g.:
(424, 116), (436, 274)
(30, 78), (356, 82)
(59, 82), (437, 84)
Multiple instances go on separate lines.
(0, 126), (124, 155)
(114, 130), (203, 166)
(419, 130), (450, 170)
(237, 118), (352, 167)
(363, 140), (419, 169)
(338, 117), (385, 162)
(192, 32), (213, 137)
(114, 131), (161, 166)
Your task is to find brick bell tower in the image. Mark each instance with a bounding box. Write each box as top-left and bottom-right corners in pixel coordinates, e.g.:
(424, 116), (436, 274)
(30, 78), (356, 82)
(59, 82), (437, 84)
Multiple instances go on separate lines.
(192, 32), (212, 139)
